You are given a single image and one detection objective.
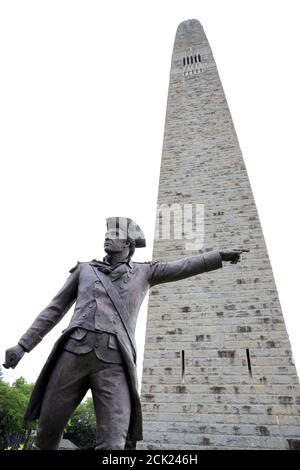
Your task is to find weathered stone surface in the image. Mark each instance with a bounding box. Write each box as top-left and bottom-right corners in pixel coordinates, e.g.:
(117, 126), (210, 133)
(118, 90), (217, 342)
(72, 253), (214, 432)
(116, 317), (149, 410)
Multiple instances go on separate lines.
(138, 19), (300, 450)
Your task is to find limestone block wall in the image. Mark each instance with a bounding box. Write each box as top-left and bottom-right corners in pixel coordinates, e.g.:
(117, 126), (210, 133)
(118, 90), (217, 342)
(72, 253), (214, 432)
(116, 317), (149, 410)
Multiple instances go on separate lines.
(138, 19), (300, 450)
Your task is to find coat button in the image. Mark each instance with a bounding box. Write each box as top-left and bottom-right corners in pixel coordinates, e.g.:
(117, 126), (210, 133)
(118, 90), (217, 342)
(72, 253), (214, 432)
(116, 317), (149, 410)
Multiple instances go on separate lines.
(89, 303), (94, 308)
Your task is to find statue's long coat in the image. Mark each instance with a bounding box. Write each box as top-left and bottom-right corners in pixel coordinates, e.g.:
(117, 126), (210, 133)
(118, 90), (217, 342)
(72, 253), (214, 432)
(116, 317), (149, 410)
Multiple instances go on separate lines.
(20, 251), (222, 441)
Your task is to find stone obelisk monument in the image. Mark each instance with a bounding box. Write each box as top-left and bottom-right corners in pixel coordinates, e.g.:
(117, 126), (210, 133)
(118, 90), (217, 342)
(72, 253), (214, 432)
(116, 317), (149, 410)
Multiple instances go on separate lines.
(138, 19), (300, 450)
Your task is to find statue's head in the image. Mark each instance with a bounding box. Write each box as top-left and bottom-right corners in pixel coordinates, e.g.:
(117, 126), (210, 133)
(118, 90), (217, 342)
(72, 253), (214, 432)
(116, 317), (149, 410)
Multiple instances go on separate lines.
(104, 217), (146, 258)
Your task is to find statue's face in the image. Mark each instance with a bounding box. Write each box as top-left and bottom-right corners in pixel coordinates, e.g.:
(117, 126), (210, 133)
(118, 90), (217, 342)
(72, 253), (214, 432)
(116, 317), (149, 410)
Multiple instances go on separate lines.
(104, 229), (129, 254)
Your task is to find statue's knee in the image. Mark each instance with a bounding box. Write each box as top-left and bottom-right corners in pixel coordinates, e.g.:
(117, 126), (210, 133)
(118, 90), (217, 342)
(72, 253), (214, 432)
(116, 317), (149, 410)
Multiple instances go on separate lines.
(35, 427), (62, 450)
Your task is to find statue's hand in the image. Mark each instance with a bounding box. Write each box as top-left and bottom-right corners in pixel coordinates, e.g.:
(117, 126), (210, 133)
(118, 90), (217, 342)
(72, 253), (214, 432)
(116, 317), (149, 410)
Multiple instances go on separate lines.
(3, 344), (26, 369)
(220, 250), (246, 264)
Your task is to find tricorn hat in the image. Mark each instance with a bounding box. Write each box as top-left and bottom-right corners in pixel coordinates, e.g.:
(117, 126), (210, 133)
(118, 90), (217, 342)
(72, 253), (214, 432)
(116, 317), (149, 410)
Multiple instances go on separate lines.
(106, 217), (146, 248)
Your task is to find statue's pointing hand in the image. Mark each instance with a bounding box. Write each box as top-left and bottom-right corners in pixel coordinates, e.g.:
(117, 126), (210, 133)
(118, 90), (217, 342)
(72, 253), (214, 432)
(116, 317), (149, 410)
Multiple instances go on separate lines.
(220, 249), (249, 264)
(3, 344), (26, 369)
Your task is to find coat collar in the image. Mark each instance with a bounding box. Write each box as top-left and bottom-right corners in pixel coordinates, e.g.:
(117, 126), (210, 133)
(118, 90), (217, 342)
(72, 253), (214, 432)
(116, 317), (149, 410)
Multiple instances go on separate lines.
(89, 256), (133, 269)
(102, 255), (133, 269)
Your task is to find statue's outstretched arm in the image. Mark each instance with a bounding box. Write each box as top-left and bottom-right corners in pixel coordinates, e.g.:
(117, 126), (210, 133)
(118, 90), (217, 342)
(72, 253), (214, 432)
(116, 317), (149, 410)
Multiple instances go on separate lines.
(148, 249), (246, 287)
(148, 251), (223, 287)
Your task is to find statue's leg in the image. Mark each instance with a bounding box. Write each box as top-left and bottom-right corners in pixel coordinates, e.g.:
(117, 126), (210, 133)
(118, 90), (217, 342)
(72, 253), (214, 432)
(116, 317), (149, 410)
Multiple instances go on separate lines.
(90, 361), (131, 450)
(35, 350), (90, 450)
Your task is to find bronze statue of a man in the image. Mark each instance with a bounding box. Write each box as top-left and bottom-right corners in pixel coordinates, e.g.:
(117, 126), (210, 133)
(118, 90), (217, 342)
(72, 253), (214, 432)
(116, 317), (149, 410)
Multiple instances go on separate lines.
(4, 217), (243, 450)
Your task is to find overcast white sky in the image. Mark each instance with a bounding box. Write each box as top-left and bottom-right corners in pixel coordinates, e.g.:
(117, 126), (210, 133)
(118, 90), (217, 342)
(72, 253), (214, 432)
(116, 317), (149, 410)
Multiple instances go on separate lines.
(1, 1), (300, 388)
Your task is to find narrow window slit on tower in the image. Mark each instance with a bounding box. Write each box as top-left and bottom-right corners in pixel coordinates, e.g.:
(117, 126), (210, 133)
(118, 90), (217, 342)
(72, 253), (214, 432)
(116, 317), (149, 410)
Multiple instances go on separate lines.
(194, 54), (197, 63)
(198, 54), (201, 62)
(187, 57), (189, 65)
(191, 56), (193, 64)
(181, 350), (185, 384)
(183, 57), (185, 66)
(246, 348), (253, 378)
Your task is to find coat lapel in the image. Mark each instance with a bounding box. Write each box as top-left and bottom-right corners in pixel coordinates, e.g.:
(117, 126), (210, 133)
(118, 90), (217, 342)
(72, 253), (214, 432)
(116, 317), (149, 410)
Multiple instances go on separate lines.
(91, 266), (137, 362)
(109, 263), (128, 281)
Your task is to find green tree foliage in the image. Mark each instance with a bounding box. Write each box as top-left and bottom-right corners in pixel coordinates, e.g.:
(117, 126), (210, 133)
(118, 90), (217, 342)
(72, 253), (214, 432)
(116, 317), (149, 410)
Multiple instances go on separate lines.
(65, 397), (96, 449)
(0, 375), (35, 449)
(12, 377), (34, 399)
(0, 382), (27, 448)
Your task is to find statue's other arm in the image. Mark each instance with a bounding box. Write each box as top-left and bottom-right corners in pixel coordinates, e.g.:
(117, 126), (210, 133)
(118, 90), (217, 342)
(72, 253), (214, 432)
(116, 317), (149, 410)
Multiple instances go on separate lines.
(3, 264), (80, 368)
